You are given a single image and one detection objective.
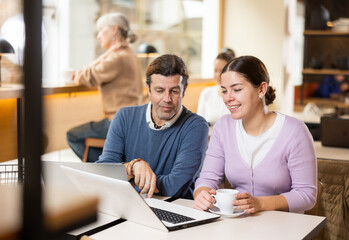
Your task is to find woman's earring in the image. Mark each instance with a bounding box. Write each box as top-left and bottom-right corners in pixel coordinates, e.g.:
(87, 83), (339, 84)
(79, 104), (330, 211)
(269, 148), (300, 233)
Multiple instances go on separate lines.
(259, 95), (263, 99)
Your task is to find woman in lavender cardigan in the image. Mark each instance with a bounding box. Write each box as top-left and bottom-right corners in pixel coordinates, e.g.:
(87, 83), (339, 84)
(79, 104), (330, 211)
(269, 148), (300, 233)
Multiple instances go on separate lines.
(194, 56), (317, 214)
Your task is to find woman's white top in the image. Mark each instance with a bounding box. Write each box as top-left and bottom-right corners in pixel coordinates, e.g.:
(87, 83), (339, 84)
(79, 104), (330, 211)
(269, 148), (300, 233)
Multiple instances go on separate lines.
(236, 112), (285, 168)
(197, 85), (230, 125)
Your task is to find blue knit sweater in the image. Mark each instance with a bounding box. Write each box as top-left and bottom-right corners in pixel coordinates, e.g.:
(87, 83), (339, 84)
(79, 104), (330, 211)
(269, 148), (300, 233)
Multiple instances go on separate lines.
(97, 104), (209, 198)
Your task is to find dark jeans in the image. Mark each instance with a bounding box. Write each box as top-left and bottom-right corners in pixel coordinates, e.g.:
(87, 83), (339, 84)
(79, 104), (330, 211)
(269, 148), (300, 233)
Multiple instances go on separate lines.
(66, 118), (111, 162)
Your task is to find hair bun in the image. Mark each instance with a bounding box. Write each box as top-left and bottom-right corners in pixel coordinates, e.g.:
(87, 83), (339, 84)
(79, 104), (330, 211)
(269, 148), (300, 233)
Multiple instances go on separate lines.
(127, 31), (137, 43)
(265, 86), (276, 105)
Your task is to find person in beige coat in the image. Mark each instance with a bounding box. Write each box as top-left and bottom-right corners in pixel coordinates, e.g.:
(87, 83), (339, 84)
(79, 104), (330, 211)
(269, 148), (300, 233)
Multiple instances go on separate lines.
(67, 12), (144, 162)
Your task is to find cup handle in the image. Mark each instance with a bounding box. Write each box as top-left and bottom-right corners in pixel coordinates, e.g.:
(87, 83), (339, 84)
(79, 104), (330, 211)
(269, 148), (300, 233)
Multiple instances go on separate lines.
(210, 194), (218, 208)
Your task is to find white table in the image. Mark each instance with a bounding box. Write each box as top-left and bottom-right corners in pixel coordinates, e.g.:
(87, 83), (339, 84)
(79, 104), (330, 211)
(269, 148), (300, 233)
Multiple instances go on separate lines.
(89, 199), (326, 240)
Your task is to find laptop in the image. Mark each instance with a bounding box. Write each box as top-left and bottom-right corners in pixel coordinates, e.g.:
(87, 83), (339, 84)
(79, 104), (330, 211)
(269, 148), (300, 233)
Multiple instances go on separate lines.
(321, 116), (349, 148)
(42, 161), (127, 191)
(60, 165), (220, 232)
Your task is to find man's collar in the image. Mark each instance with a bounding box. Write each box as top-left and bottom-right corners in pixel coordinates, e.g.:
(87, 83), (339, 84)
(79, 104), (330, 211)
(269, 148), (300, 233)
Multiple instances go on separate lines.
(146, 102), (183, 130)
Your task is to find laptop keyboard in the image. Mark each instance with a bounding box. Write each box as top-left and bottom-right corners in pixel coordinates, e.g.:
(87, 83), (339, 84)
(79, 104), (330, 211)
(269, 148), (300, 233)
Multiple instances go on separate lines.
(150, 207), (195, 224)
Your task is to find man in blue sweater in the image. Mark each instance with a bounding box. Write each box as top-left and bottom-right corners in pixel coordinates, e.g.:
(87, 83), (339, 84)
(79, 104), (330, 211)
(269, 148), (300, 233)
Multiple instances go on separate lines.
(97, 54), (209, 199)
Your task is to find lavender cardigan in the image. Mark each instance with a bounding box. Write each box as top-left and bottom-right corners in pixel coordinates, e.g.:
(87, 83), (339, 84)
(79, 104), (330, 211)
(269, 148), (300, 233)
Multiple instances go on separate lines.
(195, 114), (317, 213)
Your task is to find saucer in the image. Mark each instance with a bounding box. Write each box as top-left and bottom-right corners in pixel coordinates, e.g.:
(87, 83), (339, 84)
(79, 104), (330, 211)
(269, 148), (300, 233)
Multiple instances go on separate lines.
(208, 208), (245, 218)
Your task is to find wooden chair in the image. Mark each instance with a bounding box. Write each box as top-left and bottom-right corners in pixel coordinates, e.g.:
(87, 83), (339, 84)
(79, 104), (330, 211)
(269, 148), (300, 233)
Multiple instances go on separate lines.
(82, 137), (106, 162)
(305, 180), (323, 216)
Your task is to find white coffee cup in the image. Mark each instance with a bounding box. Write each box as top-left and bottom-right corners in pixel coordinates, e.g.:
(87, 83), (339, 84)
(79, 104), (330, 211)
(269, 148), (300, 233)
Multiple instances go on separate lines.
(62, 68), (75, 82)
(211, 189), (239, 214)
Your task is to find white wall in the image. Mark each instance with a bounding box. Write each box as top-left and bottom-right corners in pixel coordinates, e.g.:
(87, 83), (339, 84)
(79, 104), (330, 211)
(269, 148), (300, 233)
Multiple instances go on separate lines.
(223, 0), (286, 110)
(42, 0), (98, 84)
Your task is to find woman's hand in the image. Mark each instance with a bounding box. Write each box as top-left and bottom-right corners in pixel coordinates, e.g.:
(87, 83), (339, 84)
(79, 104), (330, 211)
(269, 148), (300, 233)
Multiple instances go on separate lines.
(133, 161), (159, 198)
(234, 192), (262, 214)
(193, 188), (216, 211)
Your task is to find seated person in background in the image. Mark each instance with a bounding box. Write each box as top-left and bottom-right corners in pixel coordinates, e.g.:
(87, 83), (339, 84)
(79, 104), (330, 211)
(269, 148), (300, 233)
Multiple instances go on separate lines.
(66, 13), (144, 162)
(97, 54), (209, 199)
(314, 74), (349, 98)
(197, 51), (236, 125)
(194, 56), (317, 214)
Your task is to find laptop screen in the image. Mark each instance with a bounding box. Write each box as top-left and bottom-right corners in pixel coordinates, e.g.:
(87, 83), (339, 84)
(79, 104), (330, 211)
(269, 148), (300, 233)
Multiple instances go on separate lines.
(42, 161), (127, 190)
(60, 165), (220, 232)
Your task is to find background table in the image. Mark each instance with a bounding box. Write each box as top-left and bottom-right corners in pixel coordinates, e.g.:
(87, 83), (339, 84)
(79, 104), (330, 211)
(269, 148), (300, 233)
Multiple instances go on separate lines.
(0, 83), (97, 178)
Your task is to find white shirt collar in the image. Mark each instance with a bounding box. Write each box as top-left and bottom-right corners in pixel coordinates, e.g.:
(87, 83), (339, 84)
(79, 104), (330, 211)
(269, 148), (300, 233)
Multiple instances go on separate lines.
(146, 102), (183, 130)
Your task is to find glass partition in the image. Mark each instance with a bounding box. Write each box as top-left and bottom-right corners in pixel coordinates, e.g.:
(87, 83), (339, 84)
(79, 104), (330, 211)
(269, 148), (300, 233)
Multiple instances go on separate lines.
(0, 0), (220, 85)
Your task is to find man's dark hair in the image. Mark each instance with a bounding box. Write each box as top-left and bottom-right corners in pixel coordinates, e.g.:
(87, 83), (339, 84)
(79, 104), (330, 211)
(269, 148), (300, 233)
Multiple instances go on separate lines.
(146, 54), (189, 92)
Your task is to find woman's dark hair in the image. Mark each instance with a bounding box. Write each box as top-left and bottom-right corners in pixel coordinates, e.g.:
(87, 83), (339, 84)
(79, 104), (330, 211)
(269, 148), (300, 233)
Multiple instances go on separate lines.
(216, 51), (236, 63)
(146, 54), (189, 92)
(220, 47), (235, 54)
(222, 55), (276, 105)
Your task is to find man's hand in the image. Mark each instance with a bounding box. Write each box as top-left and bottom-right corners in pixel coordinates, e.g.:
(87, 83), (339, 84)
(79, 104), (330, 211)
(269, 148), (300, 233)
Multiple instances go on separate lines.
(133, 161), (159, 198)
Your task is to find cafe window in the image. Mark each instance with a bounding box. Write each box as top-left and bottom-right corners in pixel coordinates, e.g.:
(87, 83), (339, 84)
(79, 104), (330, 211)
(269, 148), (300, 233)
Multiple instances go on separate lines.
(0, 0), (220, 85)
